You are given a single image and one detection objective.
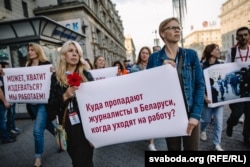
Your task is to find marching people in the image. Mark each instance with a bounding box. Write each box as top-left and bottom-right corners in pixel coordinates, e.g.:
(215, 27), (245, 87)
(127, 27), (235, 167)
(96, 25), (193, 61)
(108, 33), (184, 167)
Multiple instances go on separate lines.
(152, 46), (161, 52)
(93, 55), (106, 69)
(147, 17), (205, 150)
(130, 46), (151, 73)
(0, 64), (16, 144)
(123, 59), (132, 73)
(112, 60), (128, 75)
(199, 43), (224, 151)
(25, 42), (56, 167)
(47, 40), (95, 167)
(0, 62), (22, 136)
(224, 26), (250, 146)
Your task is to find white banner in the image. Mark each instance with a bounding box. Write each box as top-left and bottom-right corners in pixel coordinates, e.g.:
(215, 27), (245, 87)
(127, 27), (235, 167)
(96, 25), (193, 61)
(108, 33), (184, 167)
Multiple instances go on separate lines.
(89, 66), (118, 81)
(76, 65), (188, 148)
(3, 65), (52, 103)
(203, 62), (250, 107)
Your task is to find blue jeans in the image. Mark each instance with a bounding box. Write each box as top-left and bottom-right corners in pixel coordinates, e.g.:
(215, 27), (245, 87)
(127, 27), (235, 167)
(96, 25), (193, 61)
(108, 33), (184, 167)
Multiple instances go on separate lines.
(30, 104), (55, 158)
(6, 103), (16, 131)
(0, 104), (9, 140)
(201, 105), (224, 146)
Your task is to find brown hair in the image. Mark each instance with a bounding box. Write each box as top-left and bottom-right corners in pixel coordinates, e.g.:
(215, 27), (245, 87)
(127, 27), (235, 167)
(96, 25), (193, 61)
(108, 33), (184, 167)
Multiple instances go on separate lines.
(136, 46), (151, 65)
(201, 43), (219, 62)
(236, 26), (250, 36)
(93, 55), (105, 69)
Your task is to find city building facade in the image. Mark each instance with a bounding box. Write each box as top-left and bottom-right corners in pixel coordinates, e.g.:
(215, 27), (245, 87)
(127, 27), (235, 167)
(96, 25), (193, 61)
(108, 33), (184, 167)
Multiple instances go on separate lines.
(0, 0), (129, 67)
(0, 0), (132, 115)
(184, 28), (221, 59)
(124, 35), (136, 64)
(219, 0), (250, 54)
(184, 0), (249, 59)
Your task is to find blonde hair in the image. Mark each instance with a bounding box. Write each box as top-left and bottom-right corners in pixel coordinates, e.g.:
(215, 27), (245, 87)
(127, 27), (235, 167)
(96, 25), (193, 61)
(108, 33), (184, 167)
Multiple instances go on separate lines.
(55, 40), (90, 86)
(25, 43), (49, 66)
(158, 17), (180, 41)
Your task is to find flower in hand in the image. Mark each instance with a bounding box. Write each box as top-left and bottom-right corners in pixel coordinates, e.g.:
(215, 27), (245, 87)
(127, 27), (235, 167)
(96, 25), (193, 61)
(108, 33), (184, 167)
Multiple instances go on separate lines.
(67, 72), (82, 86)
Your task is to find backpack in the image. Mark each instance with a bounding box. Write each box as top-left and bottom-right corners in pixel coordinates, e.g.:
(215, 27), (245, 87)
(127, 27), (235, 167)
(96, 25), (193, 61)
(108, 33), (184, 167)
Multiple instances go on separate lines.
(231, 47), (237, 62)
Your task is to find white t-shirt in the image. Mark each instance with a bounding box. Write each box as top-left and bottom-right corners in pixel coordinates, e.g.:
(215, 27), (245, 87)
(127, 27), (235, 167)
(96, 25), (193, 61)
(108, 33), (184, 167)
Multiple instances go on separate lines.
(225, 45), (250, 63)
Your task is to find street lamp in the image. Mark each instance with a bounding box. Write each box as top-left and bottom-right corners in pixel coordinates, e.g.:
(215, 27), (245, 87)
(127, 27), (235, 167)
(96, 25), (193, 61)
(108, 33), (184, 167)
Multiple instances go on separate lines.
(153, 30), (160, 46)
(172, 0), (187, 47)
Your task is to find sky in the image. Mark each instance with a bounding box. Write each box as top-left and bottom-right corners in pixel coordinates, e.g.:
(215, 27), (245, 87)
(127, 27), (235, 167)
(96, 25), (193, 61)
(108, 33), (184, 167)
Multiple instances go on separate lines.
(112, 0), (227, 55)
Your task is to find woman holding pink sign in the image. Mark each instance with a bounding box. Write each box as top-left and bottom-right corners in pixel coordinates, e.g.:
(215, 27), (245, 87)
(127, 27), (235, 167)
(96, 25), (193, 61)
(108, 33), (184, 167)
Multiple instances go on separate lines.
(25, 42), (55, 167)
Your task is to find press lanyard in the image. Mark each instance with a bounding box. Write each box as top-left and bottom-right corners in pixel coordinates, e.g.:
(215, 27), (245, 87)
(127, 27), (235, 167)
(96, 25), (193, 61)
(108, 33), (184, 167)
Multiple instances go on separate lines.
(238, 46), (249, 62)
(68, 98), (74, 112)
(175, 48), (182, 66)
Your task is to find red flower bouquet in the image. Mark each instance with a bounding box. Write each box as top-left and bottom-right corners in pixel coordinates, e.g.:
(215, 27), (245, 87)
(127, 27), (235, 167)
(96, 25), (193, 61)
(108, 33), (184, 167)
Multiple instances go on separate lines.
(67, 72), (82, 86)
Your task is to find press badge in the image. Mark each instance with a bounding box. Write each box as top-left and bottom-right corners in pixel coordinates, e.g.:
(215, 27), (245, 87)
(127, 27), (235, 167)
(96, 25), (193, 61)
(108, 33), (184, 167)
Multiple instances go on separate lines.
(68, 112), (80, 125)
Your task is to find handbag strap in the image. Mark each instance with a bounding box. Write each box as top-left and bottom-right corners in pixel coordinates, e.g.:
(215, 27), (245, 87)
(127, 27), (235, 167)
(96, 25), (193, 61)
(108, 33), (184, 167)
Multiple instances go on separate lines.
(62, 108), (67, 129)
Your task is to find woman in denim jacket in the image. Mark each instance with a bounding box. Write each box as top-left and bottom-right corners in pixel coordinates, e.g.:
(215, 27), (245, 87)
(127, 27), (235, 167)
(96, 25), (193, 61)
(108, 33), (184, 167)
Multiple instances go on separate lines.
(147, 17), (205, 151)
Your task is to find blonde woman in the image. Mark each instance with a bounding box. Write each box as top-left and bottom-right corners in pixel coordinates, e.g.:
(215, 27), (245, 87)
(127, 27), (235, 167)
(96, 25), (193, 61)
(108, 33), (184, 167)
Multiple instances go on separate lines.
(25, 43), (55, 167)
(147, 17), (205, 151)
(47, 40), (94, 167)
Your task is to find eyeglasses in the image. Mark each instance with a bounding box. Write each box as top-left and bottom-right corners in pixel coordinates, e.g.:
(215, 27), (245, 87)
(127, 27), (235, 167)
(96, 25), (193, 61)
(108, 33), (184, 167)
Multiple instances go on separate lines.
(163, 26), (183, 31)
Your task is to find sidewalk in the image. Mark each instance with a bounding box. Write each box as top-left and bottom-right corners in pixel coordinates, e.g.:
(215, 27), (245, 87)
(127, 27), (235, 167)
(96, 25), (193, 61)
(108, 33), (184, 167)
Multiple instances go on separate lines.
(0, 105), (249, 167)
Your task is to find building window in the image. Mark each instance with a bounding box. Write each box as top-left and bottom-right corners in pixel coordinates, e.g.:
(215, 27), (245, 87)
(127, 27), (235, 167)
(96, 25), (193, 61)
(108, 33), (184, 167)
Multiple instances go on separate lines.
(22, 1), (28, 17)
(4, 0), (12, 10)
(93, 0), (99, 16)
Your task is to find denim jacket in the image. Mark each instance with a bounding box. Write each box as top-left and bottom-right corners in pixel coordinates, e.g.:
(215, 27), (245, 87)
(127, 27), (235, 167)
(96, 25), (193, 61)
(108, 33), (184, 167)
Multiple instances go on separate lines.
(130, 64), (143, 73)
(147, 46), (205, 120)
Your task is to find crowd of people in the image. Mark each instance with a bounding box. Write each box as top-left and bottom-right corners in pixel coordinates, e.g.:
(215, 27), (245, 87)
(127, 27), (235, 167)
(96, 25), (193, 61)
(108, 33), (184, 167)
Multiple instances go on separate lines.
(0, 16), (250, 167)
(0, 62), (22, 145)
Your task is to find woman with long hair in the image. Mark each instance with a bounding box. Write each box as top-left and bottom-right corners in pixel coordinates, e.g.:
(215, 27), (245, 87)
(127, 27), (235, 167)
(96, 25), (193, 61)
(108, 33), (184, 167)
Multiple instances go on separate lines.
(25, 43), (55, 167)
(47, 40), (94, 167)
(200, 43), (224, 151)
(130, 46), (151, 73)
(93, 55), (106, 69)
(112, 60), (128, 75)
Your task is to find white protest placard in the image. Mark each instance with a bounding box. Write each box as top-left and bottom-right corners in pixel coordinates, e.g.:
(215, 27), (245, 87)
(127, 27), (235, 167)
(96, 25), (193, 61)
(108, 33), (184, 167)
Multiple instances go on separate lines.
(76, 65), (188, 148)
(3, 65), (52, 103)
(89, 66), (118, 80)
(203, 62), (250, 108)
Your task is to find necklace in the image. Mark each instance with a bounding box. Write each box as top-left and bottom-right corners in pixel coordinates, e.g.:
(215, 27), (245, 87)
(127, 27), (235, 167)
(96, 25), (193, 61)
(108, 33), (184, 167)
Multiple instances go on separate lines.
(238, 46), (249, 62)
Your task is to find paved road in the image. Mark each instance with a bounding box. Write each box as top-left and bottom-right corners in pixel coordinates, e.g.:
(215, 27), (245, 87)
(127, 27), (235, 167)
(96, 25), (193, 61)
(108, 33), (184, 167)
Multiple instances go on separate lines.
(0, 105), (249, 167)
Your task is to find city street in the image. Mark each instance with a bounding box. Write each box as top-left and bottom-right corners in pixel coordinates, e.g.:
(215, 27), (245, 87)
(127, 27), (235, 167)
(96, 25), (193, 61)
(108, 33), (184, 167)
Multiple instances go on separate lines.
(0, 105), (249, 167)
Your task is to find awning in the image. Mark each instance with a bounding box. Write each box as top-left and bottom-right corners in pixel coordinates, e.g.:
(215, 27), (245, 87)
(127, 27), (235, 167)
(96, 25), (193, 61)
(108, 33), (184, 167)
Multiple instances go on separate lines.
(0, 16), (86, 45)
